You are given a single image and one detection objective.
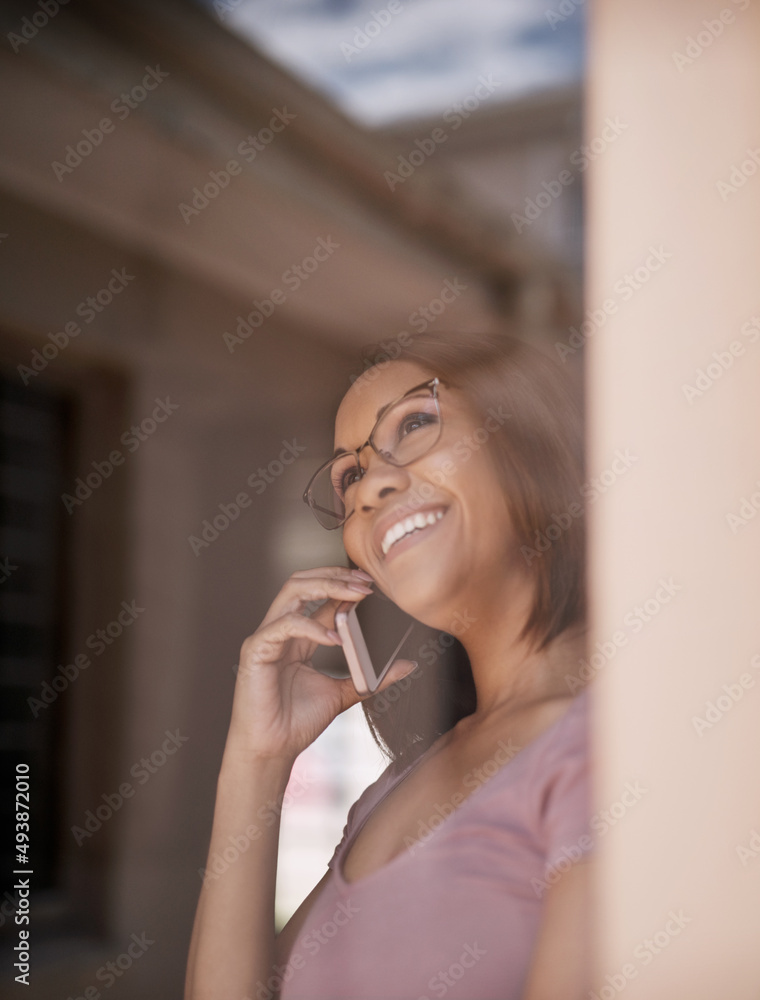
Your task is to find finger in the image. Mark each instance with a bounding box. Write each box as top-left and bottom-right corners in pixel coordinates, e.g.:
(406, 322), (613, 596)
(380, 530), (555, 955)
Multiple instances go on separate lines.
(290, 565), (373, 580)
(260, 573), (373, 627)
(374, 658), (420, 695)
(333, 658), (420, 715)
(289, 566), (374, 588)
(240, 612), (343, 670)
(309, 588), (373, 628)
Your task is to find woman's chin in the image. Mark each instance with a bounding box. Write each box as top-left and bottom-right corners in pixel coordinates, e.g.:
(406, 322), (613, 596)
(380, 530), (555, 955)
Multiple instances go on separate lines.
(381, 562), (461, 621)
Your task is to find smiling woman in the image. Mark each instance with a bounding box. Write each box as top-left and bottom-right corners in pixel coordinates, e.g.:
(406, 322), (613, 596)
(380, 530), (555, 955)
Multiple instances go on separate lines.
(334, 330), (587, 766)
(185, 329), (595, 1000)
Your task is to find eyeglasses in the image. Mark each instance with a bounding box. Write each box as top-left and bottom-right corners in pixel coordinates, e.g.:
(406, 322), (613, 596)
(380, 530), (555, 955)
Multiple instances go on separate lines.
(303, 377), (442, 529)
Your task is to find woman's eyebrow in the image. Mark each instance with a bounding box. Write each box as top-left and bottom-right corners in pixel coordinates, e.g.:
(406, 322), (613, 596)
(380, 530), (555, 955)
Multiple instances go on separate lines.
(331, 401), (394, 458)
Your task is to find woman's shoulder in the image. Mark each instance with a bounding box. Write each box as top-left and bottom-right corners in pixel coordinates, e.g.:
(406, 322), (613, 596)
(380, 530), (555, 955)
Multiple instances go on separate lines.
(467, 687), (592, 819)
(539, 685), (590, 754)
(518, 688), (595, 861)
(535, 685), (590, 747)
(481, 685), (591, 781)
(507, 686), (592, 786)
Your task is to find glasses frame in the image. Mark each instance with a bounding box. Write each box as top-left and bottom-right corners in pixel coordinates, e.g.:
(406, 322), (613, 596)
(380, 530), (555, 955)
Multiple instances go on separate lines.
(302, 376), (442, 529)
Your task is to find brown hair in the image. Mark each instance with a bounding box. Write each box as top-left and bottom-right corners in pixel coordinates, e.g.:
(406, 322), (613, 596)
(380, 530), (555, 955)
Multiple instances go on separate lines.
(343, 329), (586, 763)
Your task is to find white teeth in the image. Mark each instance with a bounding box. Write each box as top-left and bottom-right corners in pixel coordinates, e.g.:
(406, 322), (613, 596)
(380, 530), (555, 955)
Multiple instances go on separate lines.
(380, 508), (445, 556)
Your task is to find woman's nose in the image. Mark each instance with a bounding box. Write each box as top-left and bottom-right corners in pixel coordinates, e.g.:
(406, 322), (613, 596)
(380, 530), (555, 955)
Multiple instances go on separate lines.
(350, 451), (408, 514)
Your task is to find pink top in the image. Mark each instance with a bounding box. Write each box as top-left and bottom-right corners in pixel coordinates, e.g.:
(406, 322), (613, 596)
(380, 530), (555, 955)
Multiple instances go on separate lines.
(279, 687), (594, 1000)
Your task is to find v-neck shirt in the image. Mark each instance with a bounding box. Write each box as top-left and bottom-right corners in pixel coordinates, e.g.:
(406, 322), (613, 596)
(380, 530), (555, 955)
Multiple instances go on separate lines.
(279, 686), (594, 1000)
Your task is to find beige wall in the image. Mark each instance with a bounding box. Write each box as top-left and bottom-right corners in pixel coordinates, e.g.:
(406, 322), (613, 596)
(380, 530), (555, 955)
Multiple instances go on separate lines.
(587, 1), (760, 995)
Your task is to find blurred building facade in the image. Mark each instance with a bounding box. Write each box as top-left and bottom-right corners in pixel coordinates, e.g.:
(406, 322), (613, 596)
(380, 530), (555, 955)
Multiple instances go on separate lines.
(379, 84), (584, 276)
(0, 0), (582, 994)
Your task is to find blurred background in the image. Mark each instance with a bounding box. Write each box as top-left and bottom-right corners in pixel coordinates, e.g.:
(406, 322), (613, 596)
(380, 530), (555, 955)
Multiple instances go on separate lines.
(0, 0), (587, 994)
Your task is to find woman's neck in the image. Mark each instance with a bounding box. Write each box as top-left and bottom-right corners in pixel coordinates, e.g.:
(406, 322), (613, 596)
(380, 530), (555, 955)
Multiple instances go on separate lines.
(462, 620), (589, 723)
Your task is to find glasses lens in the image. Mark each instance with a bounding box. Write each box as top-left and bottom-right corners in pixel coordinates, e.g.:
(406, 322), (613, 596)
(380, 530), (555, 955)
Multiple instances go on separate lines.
(308, 452), (360, 527)
(374, 391), (441, 465)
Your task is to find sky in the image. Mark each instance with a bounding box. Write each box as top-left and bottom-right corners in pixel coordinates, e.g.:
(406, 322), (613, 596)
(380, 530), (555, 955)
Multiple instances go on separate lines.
(196, 0), (585, 127)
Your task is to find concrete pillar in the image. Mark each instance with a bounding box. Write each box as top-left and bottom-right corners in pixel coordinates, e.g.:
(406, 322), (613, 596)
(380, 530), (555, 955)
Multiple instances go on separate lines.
(586, 1), (760, 996)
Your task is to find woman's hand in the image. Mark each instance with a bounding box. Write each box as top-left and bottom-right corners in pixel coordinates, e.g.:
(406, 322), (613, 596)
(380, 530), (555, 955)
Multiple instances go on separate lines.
(224, 566), (416, 764)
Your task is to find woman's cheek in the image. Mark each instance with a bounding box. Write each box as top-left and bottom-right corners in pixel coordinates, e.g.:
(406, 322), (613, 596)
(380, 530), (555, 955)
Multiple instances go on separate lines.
(342, 524), (360, 563)
(413, 447), (460, 496)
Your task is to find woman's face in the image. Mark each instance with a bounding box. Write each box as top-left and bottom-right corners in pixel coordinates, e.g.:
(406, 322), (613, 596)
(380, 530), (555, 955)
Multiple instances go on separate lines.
(333, 360), (527, 631)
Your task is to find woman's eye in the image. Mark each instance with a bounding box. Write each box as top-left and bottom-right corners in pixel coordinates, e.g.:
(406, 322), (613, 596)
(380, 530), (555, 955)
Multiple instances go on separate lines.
(330, 465), (360, 497)
(398, 412), (436, 438)
(340, 467), (361, 491)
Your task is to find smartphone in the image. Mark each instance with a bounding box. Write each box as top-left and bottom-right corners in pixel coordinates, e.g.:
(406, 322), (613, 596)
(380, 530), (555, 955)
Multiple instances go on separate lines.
(334, 596), (416, 696)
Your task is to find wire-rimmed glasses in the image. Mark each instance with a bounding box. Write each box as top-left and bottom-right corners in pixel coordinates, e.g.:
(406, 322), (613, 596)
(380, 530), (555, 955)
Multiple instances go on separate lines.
(302, 377), (442, 529)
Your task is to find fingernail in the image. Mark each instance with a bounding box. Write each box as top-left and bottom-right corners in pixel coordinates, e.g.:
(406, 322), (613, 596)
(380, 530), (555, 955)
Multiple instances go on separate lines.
(351, 569), (374, 581)
(327, 630), (342, 644)
(347, 582), (373, 593)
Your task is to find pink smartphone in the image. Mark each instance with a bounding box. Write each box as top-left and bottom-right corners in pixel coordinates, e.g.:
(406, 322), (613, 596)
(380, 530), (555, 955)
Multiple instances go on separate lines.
(334, 599), (415, 696)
